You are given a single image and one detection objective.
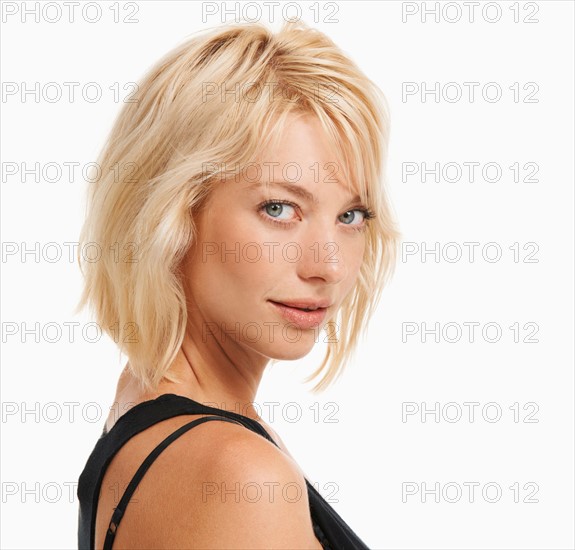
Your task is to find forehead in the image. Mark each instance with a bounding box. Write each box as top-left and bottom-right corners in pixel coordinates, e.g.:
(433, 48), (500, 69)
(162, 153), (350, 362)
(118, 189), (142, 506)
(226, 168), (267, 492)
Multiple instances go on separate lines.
(250, 113), (356, 195)
(263, 115), (337, 158)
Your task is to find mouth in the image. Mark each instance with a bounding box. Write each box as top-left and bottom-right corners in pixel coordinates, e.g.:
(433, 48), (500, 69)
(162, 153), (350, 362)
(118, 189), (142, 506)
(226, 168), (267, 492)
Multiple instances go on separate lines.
(269, 299), (332, 311)
(268, 300), (330, 329)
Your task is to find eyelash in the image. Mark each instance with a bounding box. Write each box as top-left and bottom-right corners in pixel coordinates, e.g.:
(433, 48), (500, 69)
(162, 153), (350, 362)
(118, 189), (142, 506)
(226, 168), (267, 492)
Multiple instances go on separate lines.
(257, 199), (375, 232)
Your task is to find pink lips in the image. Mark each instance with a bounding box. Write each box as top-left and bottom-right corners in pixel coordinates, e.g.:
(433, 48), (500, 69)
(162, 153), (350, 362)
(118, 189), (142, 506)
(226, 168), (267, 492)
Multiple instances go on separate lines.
(268, 300), (328, 330)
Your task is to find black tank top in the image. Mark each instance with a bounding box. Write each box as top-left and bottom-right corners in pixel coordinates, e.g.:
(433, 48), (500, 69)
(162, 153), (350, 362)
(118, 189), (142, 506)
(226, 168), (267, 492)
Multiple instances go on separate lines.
(77, 393), (370, 549)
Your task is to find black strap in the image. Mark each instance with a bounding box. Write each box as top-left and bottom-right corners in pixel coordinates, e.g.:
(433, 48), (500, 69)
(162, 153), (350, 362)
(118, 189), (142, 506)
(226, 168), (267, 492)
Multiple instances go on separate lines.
(103, 414), (244, 549)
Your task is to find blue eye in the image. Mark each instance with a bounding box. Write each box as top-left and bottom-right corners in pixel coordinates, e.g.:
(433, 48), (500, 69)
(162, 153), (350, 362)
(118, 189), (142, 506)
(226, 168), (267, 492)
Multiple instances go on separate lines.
(257, 199), (375, 231)
(264, 201), (296, 220)
(339, 210), (365, 225)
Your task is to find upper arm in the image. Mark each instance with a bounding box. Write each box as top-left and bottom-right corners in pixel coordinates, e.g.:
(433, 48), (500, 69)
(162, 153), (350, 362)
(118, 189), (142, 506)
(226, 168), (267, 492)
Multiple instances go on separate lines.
(106, 418), (323, 549)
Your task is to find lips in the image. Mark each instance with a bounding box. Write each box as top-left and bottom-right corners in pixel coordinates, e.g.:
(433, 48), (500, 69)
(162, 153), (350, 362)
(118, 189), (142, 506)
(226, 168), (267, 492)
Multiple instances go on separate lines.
(268, 300), (329, 329)
(270, 300), (332, 310)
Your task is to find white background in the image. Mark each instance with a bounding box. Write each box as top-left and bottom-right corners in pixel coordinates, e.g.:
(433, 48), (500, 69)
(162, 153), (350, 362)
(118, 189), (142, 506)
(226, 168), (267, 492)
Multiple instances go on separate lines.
(1, 1), (574, 549)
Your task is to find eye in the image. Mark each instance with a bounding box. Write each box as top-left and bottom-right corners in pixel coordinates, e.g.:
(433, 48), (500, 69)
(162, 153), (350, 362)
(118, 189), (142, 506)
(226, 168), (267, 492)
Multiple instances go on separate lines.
(257, 199), (300, 227)
(262, 200), (297, 220)
(257, 200), (375, 231)
(339, 210), (364, 225)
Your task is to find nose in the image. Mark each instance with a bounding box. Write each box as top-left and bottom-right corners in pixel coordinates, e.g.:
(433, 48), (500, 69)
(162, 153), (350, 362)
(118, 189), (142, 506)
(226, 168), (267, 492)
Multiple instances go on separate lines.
(295, 227), (348, 285)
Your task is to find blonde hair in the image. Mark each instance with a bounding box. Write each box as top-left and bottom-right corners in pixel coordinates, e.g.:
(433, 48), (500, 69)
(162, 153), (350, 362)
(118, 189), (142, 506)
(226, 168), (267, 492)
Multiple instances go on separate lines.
(76, 19), (401, 394)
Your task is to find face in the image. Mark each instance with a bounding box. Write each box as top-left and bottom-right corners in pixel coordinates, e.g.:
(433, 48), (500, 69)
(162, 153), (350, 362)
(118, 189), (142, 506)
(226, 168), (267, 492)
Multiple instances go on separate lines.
(182, 114), (370, 361)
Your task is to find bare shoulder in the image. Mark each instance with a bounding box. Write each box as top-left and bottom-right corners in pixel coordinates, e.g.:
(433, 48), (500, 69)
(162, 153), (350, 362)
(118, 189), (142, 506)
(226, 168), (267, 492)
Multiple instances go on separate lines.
(96, 414), (322, 549)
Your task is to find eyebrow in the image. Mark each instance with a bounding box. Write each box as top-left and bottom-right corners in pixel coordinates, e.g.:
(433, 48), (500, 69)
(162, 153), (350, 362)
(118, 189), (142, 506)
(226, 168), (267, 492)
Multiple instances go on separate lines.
(247, 180), (361, 205)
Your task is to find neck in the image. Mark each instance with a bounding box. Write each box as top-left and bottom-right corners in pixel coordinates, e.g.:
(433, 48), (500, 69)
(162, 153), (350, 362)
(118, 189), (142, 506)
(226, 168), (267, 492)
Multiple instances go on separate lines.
(158, 322), (270, 422)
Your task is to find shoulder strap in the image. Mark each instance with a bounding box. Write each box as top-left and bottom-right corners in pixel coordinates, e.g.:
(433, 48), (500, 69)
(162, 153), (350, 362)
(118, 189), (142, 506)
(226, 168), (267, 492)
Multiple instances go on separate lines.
(103, 414), (244, 550)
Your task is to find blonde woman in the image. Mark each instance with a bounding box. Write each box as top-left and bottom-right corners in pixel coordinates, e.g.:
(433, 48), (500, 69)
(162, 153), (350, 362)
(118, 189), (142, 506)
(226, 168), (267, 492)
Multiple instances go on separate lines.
(77, 19), (399, 549)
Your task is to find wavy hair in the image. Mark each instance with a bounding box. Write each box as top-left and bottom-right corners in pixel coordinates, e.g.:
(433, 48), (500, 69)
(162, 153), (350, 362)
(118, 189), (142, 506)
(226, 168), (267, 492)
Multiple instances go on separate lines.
(76, 19), (401, 393)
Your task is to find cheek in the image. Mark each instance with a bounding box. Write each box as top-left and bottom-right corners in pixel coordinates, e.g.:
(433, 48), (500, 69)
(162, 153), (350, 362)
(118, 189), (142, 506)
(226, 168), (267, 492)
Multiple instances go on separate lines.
(203, 200), (261, 246)
(343, 238), (366, 287)
(195, 213), (274, 288)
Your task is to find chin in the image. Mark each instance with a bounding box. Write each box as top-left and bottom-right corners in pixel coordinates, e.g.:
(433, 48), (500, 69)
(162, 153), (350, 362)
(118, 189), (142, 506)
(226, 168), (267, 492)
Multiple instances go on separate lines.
(260, 336), (317, 361)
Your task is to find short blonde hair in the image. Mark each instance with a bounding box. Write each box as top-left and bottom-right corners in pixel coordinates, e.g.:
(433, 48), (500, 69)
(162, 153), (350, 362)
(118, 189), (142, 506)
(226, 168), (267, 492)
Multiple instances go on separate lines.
(76, 19), (401, 393)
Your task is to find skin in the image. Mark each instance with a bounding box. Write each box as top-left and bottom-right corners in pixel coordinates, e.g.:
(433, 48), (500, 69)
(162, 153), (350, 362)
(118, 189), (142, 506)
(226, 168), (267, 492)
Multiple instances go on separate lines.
(96, 114), (369, 548)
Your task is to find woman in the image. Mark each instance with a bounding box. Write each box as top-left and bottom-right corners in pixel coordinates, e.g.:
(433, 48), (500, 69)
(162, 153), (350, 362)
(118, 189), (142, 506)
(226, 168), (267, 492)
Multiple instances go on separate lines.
(76, 18), (400, 549)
